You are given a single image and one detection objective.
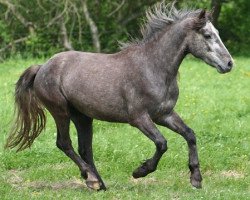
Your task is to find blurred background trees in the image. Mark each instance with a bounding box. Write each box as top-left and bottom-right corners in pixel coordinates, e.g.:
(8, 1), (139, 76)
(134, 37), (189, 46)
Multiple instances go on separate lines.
(0, 0), (249, 59)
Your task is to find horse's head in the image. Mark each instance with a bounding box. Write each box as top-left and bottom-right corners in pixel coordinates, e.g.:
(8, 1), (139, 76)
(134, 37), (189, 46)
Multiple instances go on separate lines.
(187, 10), (233, 73)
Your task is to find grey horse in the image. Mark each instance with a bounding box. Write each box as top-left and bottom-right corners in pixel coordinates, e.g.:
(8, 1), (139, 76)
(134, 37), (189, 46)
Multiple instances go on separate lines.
(6, 2), (233, 190)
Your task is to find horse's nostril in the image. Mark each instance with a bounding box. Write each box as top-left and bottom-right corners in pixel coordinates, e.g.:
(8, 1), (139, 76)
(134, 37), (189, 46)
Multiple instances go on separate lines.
(228, 60), (233, 67)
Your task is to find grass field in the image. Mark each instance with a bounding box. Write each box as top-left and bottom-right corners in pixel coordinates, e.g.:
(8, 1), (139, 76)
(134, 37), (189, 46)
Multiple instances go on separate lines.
(0, 56), (249, 199)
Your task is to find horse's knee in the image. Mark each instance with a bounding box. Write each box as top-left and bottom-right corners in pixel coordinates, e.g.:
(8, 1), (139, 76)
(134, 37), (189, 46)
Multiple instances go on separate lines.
(156, 138), (168, 153)
(185, 128), (196, 145)
(161, 140), (168, 153)
(189, 134), (197, 145)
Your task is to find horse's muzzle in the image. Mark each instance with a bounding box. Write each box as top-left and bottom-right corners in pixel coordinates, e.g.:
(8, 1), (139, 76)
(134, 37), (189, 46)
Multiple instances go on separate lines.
(217, 65), (232, 73)
(217, 60), (233, 73)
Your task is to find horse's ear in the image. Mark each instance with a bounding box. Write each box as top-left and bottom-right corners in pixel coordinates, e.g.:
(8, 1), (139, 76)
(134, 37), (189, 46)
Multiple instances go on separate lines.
(193, 9), (207, 30)
(198, 9), (206, 19)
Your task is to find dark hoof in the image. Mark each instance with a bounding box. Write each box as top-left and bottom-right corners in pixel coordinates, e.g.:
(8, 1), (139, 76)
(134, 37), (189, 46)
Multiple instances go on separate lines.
(99, 184), (107, 191)
(132, 160), (155, 178)
(132, 167), (148, 178)
(191, 178), (202, 189)
(190, 171), (202, 189)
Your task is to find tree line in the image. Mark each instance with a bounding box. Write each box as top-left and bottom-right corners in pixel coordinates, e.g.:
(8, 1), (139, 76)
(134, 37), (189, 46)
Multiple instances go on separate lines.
(0, 0), (249, 59)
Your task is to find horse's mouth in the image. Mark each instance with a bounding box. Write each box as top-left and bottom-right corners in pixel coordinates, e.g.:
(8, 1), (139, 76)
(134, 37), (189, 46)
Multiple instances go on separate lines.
(217, 65), (232, 74)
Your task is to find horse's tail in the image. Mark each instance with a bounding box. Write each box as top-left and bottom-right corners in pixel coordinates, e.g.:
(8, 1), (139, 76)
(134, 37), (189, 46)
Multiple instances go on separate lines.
(5, 64), (46, 152)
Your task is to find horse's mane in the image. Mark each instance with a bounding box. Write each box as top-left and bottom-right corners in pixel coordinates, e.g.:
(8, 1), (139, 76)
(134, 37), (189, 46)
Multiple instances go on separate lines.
(120, 2), (204, 49)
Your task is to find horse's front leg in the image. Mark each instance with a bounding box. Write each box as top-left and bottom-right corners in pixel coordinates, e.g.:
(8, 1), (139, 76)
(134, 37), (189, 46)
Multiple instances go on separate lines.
(130, 113), (168, 178)
(155, 111), (202, 188)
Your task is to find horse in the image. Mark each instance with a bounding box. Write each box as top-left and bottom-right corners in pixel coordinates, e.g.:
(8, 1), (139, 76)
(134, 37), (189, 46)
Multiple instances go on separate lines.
(5, 2), (233, 191)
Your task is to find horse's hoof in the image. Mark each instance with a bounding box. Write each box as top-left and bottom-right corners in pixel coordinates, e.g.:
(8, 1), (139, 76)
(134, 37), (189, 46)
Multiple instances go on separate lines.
(86, 180), (106, 191)
(132, 167), (148, 178)
(99, 184), (107, 191)
(191, 179), (202, 189)
(133, 160), (156, 178)
(86, 180), (101, 190)
(85, 172), (102, 190)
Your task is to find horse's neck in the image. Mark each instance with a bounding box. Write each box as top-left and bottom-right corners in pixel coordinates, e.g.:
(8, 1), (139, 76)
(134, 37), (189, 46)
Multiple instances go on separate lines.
(146, 25), (187, 79)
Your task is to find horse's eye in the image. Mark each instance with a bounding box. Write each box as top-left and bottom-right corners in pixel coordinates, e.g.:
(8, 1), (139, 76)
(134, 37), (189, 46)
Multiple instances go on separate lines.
(204, 34), (212, 39)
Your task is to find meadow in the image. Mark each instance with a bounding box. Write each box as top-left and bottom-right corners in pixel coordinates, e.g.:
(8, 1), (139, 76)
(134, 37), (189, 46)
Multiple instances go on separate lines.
(0, 56), (249, 199)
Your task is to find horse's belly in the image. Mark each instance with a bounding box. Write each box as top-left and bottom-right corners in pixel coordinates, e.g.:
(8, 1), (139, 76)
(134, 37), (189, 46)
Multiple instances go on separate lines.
(67, 90), (129, 122)
(76, 102), (128, 122)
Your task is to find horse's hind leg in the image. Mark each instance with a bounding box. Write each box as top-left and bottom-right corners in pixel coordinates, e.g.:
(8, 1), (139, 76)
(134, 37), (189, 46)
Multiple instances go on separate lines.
(130, 113), (168, 178)
(52, 112), (103, 190)
(155, 111), (202, 188)
(34, 75), (102, 190)
(38, 91), (102, 191)
(70, 108), (106, 190)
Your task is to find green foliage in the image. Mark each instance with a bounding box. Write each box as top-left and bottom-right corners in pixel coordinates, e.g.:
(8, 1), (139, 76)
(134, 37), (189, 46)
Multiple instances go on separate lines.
(219, 0), (250, 55)
(0, 20), (11, 43)
(0, 0), (249, 58)
(0, 57), (249, 199)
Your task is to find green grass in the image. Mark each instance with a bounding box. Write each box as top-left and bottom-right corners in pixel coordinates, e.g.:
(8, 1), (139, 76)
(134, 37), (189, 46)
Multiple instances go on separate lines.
(0, 56), (249, 199)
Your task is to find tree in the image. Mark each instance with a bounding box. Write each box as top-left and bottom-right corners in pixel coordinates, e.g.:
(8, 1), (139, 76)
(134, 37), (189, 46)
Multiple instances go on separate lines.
(82, 0), (100, 52)
(0, 0), (249, 58)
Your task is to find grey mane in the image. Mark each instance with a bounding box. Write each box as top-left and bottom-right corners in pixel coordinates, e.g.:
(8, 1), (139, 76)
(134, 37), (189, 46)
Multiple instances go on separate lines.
(120, 2), (202, 49)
